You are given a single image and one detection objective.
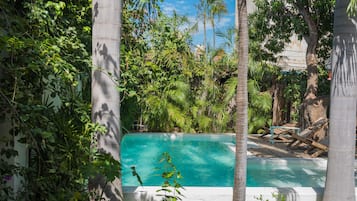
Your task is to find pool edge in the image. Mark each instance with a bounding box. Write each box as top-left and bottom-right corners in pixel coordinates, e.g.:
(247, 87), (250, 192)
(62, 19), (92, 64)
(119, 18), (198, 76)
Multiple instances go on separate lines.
(123, 186), (357, 201)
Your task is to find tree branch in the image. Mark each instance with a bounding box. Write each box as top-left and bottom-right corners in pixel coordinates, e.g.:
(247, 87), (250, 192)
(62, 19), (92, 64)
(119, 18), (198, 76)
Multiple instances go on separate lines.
(294, 1), (318, 41)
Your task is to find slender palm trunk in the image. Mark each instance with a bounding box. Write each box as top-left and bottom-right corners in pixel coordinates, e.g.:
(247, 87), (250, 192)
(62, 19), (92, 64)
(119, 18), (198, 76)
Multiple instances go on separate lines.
(90, 0), (123, 200)
(323, 0), (357, 201)
(212, 18), (216, 49)
(233, 0), (248, 200)
(204, 12), (208, 56)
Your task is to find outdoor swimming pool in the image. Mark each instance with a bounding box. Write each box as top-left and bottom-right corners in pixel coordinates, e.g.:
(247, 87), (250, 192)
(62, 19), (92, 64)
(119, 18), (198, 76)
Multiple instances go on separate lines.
(120, 133), (351, 188)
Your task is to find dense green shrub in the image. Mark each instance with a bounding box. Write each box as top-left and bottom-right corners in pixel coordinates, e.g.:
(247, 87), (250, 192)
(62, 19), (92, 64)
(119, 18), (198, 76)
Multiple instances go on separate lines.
(0, 1), (120, 200)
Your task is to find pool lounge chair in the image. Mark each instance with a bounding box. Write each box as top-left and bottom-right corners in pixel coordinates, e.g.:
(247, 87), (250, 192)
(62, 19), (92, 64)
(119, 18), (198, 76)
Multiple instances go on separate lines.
(266, 123), (300, 144)
(288, 118), (329, 157)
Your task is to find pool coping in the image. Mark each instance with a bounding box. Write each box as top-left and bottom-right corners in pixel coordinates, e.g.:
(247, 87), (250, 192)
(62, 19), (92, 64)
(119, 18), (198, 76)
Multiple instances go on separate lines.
(123, 186), (357, 201)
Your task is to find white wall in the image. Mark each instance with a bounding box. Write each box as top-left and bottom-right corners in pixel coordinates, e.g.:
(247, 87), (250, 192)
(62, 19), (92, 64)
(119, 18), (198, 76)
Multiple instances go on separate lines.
(276, 35), (308, 71)
(247, 0), (308, 71)
(0, 114), (28, 194)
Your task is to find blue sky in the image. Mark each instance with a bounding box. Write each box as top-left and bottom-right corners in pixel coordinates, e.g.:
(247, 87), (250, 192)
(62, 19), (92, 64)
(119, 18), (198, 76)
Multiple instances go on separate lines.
(159, 0), (236, 49)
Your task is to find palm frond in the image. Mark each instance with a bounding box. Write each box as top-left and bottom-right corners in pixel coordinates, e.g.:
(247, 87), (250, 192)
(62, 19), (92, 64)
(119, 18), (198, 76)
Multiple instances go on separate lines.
(167, 103), (190, 130)
(166, 80), (190, 109)
(223, 77), (237, 104)
(248, 79), (260, 95)
(196, 115), (212, 132)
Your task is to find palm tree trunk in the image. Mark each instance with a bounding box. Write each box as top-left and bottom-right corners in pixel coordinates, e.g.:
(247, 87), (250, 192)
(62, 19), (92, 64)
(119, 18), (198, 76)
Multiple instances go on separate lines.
(204, 12), (208, 56)
(209, 0), (227, 50)
(90, 0), (123, 200)
(212, 18), (216, 49)
(233, 0), (248, 200)
(323, 0), (357, 200)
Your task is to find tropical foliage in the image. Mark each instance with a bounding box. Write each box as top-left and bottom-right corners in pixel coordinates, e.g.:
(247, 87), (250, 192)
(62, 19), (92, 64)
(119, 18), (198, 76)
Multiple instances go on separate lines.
(156, 152), (184, 201)
(0, 0), (338, 200)
(0, 0), (107, 200)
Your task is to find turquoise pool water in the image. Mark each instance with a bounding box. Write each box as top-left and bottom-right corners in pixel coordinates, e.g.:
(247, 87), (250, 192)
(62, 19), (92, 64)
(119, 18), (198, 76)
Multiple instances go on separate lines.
(121, 133), (330, 187)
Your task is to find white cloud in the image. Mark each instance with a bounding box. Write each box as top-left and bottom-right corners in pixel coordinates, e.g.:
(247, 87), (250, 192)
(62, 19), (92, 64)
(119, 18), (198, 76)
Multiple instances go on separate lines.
(193, 16), (233, 36)
(161, 3), (177, 15)
(161, 1), (194, 16)
(177, 0), (186, 4)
